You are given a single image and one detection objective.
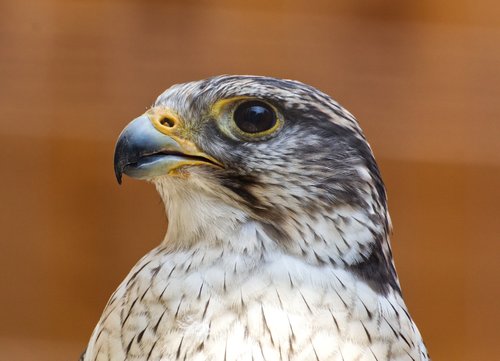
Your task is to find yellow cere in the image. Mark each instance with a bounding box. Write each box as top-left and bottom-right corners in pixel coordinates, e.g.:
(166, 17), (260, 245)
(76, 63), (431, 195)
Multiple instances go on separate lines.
(146, 107), (182, 134)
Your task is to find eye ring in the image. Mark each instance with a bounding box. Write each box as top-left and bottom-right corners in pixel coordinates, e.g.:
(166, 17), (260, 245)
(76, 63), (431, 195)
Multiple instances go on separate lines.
(232, 100), (279, 135)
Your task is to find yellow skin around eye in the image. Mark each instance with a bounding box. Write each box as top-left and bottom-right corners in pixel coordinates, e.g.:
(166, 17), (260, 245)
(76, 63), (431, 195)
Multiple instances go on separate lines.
(210, 96), (283, 141)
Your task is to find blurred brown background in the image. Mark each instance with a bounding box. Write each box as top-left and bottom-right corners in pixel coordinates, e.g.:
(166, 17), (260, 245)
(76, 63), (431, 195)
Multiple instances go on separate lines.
(1, 0), (499, 360)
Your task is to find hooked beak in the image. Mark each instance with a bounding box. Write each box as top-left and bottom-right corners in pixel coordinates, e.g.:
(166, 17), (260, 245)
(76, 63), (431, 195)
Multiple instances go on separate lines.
(113, 110), (222, 184)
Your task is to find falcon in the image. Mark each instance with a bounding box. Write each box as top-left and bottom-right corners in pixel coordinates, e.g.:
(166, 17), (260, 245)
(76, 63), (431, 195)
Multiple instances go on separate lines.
(81, 75), (429, 361)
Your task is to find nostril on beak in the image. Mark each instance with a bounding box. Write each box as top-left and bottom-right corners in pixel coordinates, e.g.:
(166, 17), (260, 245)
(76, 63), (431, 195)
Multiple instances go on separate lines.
(159, 116), (177, 128)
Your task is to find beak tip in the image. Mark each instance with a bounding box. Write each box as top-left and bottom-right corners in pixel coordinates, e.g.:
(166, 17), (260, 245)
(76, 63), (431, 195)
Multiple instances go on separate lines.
(114, 161), (123, 185)
(115, 169), (123, 185)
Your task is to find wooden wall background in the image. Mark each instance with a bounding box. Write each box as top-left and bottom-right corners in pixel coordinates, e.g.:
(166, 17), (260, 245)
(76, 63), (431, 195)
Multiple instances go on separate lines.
(0, 1), (499, 360)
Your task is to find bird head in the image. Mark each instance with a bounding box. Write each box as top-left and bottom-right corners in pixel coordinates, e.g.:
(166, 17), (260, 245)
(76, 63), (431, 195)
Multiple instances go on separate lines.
(114, 75), (398, 293)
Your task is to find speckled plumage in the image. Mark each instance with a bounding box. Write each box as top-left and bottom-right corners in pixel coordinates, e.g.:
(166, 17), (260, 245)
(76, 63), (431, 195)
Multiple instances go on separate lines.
(82, 75), (429, 361)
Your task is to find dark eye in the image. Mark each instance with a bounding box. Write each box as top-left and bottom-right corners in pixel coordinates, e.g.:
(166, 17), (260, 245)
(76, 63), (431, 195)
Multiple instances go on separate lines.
(233, 101), (277, 134)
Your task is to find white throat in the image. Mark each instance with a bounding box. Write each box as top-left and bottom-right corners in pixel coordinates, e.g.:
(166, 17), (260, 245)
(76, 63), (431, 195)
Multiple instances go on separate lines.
(153, 177), (251, 249)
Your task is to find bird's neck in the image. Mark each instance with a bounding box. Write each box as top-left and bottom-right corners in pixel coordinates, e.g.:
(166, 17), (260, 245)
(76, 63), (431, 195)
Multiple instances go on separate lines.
(154, 178), (399, 293)
(280, 205), (387, 264)
(270, 202), (399, 294)
(156, 180), (387, 262)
